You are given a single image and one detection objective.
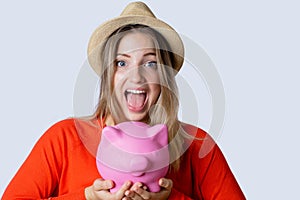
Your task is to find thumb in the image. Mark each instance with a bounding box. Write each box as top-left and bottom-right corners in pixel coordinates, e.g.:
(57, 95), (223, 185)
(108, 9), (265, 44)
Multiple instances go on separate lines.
(159, 178), (173, 190)
(93, 178), (114, 191)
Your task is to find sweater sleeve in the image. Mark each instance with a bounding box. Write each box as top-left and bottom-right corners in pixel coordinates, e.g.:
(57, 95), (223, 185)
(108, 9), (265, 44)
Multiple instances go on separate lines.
(168, 188), (193, 200)
(1, 120), (87, 200)
(193, 134), (246, 200)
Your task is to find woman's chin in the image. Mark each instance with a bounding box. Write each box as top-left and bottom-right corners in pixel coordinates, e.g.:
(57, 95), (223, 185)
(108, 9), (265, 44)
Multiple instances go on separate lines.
(122, 109), (149, 122)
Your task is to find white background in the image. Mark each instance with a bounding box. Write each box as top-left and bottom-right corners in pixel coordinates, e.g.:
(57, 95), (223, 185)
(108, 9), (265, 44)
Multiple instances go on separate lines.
(1, 0), (299, 199)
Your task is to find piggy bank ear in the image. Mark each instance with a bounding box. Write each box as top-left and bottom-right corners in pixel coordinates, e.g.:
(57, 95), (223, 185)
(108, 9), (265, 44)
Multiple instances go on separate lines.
(148, 124), (168, 146)
(102, 126), (123, 143)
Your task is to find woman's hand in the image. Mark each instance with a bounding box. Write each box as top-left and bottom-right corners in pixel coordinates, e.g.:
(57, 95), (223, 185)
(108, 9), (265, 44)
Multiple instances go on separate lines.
(123, 178), (173, 200)
(85, 178), (132, 200)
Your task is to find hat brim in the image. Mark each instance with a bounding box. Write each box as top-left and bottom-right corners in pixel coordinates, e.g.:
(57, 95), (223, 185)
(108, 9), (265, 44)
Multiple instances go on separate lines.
(87, 15), (184, 76)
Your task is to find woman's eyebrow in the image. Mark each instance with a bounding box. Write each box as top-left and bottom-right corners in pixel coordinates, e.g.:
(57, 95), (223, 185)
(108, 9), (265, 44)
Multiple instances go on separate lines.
(116, 53), (130, 57)
(116, 52), (156, 57)
(144, 52), (156, 57)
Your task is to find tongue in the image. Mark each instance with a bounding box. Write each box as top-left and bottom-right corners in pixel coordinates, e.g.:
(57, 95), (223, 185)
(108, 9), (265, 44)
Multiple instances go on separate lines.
(127, 93), (146, 109)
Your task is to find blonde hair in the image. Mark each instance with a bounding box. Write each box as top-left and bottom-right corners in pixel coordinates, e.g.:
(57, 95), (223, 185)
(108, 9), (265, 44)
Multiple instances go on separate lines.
(93, 24), (187, 171)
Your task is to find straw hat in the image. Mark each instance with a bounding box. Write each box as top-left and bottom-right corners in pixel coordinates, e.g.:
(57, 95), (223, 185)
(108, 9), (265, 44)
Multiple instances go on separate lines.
(87, 1), (184, 76)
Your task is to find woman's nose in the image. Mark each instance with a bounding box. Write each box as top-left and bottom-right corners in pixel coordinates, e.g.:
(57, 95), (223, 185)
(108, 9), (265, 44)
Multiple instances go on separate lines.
(129, 65), (144, 83)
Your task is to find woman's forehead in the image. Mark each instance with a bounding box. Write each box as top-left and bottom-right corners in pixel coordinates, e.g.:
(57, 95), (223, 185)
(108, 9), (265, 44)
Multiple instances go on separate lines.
(117, 32), (155, 54)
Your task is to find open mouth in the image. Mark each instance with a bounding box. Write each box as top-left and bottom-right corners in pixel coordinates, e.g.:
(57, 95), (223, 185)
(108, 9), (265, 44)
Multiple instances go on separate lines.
(125, 89), (147, 112)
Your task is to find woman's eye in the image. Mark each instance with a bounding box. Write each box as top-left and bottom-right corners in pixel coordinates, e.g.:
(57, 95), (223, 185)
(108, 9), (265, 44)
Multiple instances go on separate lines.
(144, 61), (157, 68)
(116, 60), (126, 67)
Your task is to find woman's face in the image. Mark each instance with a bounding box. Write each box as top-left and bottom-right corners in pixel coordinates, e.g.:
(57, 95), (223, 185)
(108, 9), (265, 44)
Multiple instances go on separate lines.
(113, 31), (161, 122)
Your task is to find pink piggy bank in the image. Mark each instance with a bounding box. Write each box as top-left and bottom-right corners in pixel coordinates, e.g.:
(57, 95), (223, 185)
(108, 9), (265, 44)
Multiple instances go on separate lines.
(96, 121), (169, 192)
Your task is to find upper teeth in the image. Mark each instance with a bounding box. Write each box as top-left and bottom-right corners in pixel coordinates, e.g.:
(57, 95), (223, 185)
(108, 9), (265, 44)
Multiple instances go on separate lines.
(126, 89), (146, 94)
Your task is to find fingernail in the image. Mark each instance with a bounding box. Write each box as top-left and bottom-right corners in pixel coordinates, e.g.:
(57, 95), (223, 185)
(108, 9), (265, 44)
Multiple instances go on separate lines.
(126, 181), (131, 186)
(159, 179), (165, 186)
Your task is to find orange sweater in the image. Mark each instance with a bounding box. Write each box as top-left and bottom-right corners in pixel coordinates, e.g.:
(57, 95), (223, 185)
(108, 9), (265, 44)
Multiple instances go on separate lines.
(2, 119), (245, 199)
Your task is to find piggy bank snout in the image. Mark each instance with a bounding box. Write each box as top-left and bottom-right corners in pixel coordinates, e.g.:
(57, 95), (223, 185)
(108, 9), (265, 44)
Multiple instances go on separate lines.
(130, 156), (149, 177)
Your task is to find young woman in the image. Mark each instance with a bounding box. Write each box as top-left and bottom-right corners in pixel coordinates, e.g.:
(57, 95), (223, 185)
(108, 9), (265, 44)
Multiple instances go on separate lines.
(2, 2), (245, 200)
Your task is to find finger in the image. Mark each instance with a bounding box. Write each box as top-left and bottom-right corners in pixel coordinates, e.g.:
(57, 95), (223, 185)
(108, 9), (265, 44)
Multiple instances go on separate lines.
(125, 189), (135, 198)
(126, 183), (146, 200)
(133, 186), (150, 200)
(142, 185), (148, 190)
(122, 196), (133, 200)
(115, 181), (132, 198)
(159, 178), (173, 190)
(125, 190), (144, 200)
(93, 179), (114, 191)
(130, 182), (143, 190)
